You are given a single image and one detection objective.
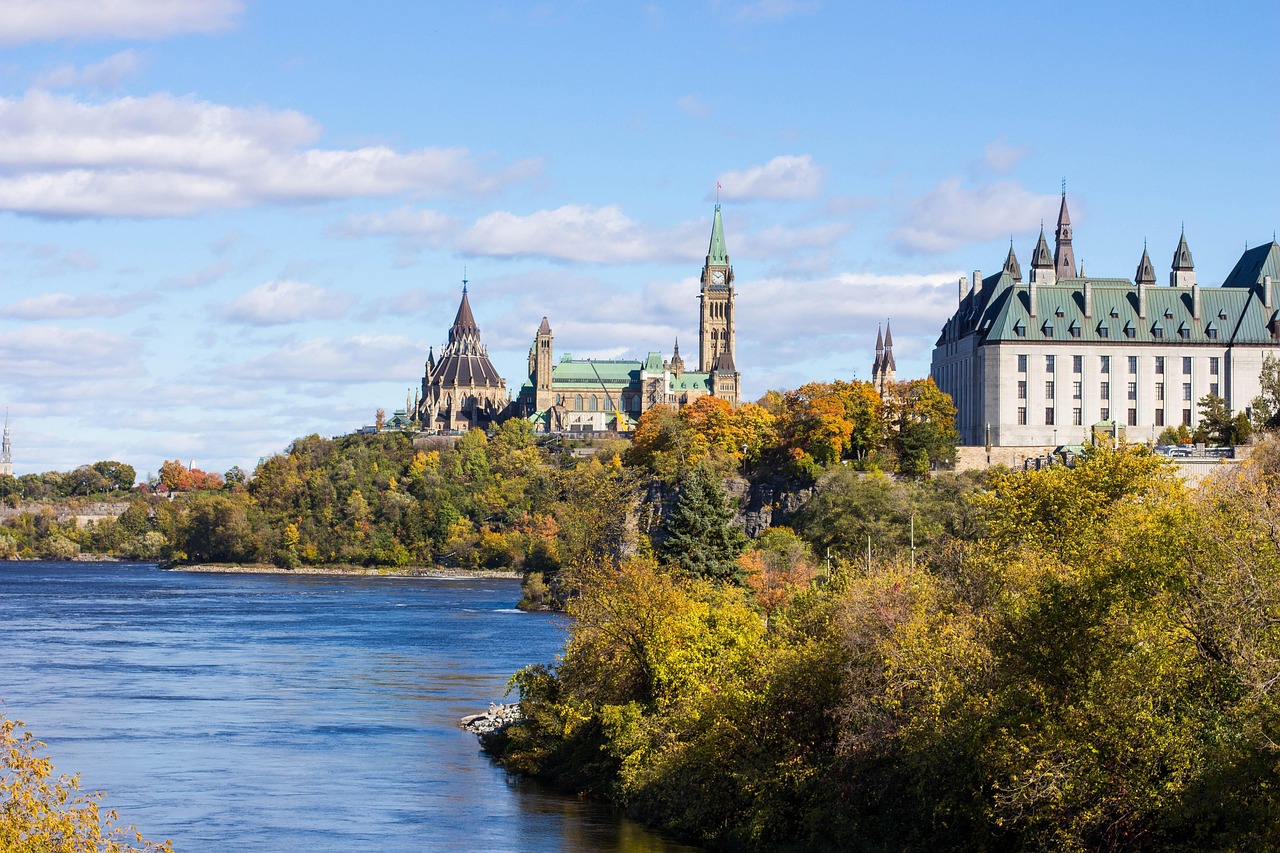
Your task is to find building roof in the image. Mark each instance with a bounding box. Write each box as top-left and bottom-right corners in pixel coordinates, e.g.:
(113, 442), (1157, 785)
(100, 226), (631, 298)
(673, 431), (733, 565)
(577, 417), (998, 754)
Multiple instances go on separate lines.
(1222, 240), (1280, 289)
(1003, 243), (1023, 281)
(1031, 228), (1054, 269)
(426, 288), (505, 389)
(1135, 244), (1157, 285)
(707, 203), (728, 266)
(1172, 230), (1194, 271)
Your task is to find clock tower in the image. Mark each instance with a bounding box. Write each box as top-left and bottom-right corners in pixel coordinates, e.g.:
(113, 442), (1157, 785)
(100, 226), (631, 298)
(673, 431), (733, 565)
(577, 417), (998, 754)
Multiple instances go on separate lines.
(698, 204), (735, 373)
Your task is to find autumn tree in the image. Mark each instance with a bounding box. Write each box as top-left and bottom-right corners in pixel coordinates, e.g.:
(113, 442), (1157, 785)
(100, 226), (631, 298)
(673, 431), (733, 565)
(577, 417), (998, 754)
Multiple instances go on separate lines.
(656, 465), (747, 583)
(881, 378), (958, 475)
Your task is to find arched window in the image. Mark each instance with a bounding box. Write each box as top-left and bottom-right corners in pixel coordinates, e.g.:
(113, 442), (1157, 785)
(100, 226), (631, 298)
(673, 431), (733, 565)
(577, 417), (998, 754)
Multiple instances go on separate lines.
(575, 395), (583, 411)
(589, 396), (599, 411)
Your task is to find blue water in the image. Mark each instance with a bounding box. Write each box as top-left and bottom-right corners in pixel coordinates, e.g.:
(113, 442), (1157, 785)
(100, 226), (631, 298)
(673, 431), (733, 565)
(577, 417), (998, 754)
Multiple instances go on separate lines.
(0, 562), (697, 852)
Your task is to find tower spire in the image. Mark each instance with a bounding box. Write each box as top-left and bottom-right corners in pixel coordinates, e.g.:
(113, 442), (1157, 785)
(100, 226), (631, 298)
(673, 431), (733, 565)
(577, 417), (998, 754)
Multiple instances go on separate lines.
(1053, 186), (1077, 278)
(1, 410), (12, 477)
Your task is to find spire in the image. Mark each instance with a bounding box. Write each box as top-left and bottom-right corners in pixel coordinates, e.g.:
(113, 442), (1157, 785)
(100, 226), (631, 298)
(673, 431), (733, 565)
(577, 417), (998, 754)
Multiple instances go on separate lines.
(537, 316), (552, 336)
(449, 282), (480, 344)
(883, 321), (896, 370)
(1, 410), (11, 472)
(872, 325), (884, 375)
(1031, 227), (1054, 268)
(1003, 241), (1023, 282)
(1135, 241), (1157, 285)
(707, 203), (728, 265)
(1053, 188), (1077, 278)
(1172, 228), (1194, 271)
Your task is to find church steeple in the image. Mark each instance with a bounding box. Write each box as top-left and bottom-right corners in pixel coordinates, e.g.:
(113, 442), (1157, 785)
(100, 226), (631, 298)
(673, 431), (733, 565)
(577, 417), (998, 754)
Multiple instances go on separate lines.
(707, 203), (728, 266)
(0, 410), (11, 477)
(872, 322), (896, 393)
(670, 338), (685, 376)
(1053, 188), (1077, 279)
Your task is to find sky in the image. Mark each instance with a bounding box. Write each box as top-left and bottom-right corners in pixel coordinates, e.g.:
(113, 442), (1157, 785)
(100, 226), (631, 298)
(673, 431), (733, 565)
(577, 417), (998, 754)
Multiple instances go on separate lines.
(0, 0), (1277, 478)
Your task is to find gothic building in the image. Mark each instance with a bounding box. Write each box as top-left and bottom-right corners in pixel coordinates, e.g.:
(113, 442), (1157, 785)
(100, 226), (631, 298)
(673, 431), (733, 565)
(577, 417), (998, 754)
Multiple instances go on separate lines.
(413, 283), (509, 431)
(871, 322), (896, 394)
(932, 191), (1280, 447)
(513, 204), (743, 432)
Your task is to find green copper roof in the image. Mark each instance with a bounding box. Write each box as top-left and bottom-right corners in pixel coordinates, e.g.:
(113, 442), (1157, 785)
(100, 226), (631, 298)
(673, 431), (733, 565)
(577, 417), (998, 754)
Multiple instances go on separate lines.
(707, 204), (728, 265)
(1222, 241), (1280, 289)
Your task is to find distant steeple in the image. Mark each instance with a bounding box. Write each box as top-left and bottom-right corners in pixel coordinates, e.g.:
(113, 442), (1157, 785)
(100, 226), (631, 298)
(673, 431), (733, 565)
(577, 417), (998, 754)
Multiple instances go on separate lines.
(872, 325), (884, 377)
(449, 281), (481, 347)
(1135, 241), (1157, 286)
(883, 322), (896, 372)
(1003, 241), (1023, 282)
(1170, 229), (1196, 288)
(670, 338), (685, 376)
(873, 322), (896, 393)
(707, 203), (728, 266)
(1031, 227), (1054, 269)
(1, 411), (12, 477)
(1053, 188), (1077, 278)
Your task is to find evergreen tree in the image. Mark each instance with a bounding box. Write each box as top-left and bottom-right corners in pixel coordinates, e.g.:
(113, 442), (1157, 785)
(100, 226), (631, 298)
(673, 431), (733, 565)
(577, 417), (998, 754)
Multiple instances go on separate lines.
(657, 465), (747, 583)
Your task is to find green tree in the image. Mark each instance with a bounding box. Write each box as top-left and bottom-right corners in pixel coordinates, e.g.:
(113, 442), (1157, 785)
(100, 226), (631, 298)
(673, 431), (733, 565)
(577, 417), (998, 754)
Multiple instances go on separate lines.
(1197, 392), (1235, 445)
(657, 465), (747, 583)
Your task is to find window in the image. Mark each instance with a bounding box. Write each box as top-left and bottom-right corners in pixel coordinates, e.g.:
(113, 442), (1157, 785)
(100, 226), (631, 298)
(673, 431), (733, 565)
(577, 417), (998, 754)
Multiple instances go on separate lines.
(1128, 356), (1138, 373)
(1073, 408), (1083, 426)
(1018, 354), (1028, 372)
(1210, 357), (1220, 375)
(1182, 409), (1192, 425)
(1156, 382), (1164, 401)
(1128, 382), (1137, 400)
(1014, 322), (1026, 337)
(1101, 381), (1111, 400)
(1017, 407), (1027, 425)
(1101, 407), (1110, 421)
(1045, 407), (1055, 425)
(1183, 357), (1192, 374)
(1017, 380), (1027, 399)
(1155, 409), (1165, 427)
(1155, 356), (1165, 374)
(1207, 326), (1219, 340)
(1125, 324), (1137, 338)
(574, 395), (583, 410)
(1152, 326), (1163, 339)
(1069, 322), (1081, 337)
(1045, 355), (1055, 372)
(1072, 381), (1082, 399)
(1183, 383), (1192, 401)
(1210, 382), (1220, 397)
(1073, 355), (1083, 373)
(1128, 408), (1138, 426)
(1101, 355), (1111, 372)
(1098, 324), (1110, 338)
(589, 396), (599, 411)
(1045, 381), (1055, 399)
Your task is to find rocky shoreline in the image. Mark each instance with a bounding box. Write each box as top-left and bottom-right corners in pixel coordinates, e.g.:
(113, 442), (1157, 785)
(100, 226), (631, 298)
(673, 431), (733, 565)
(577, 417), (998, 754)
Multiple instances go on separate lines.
(171, 563), (521, 579)
(460, 702), (522, 735)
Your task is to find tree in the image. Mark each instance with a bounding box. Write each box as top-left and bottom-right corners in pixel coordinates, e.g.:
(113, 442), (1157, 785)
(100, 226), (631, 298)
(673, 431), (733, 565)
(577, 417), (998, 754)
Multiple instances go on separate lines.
(1, 716), (173, 852)
(882, 378), (958, 475)
(657, 465), (747, 583)
(1250, 352), (1280, 431)
(92, 461), (136, 492)
(1197, 392), (1234, 445)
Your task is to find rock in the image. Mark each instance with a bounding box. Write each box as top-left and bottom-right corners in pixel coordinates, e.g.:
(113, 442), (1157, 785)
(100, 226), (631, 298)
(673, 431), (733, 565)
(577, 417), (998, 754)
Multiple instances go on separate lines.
(460, 702), (523, 735)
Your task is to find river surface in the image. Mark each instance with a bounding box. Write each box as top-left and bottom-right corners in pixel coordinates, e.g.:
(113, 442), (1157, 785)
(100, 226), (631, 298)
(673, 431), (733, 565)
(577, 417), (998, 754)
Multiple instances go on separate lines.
(0, 562), (698, 852)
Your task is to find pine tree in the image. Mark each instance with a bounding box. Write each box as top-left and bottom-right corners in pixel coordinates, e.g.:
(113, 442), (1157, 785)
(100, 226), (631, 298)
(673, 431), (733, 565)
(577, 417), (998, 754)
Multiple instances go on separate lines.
(657, 465), (747, 583)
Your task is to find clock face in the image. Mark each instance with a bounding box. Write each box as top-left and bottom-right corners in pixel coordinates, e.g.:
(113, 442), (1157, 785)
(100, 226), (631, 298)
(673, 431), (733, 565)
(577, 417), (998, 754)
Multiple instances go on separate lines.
(711, 270), (725, 285)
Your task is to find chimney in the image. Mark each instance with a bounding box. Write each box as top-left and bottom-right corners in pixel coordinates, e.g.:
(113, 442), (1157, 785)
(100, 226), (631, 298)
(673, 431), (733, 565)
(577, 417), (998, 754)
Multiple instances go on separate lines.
(958, 276), (965, 307)
(1084, 280), (1092, 318)
(972, 270), (981, 296)
(1266, 275), (1274, 309)
(1029, 279), (1037, 317)
(1138, 279), (1147, 319)
(1192, 282), (1201, 319)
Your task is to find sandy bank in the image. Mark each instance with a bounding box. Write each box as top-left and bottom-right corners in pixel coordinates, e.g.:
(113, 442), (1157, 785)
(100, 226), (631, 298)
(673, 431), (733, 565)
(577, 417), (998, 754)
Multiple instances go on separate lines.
(171, 563), (521, 579)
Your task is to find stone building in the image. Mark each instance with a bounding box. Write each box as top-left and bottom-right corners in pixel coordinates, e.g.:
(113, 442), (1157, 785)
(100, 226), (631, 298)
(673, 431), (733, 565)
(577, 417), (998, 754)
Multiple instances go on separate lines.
(0, 413), (11, 477)
(514, 204), (743, 432)
(871, 322), (896, 394)
(413, 284), (509, 432)
(931, 191), (1280, 447)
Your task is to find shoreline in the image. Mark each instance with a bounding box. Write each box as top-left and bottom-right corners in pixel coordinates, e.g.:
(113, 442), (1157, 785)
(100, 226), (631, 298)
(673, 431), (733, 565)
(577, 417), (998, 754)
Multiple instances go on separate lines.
(171, 563), (522, 579)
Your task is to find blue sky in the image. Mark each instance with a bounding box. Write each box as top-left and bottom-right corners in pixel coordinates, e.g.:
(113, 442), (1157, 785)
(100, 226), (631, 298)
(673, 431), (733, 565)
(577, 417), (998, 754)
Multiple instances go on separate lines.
(1, 0), (1276, 477)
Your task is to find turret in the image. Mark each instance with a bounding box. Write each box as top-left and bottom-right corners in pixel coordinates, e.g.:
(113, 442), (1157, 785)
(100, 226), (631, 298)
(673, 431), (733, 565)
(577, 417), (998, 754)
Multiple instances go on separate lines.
(1171, 229), (1196, 288)
(1053, 191), (1077, 279)
(1003, 242), (1022, 282)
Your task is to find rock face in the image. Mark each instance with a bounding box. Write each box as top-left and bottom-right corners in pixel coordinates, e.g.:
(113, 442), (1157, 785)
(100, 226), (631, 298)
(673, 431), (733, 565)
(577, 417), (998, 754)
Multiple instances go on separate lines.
(460, 702), (522, 735)
(724, 474), (814, 538)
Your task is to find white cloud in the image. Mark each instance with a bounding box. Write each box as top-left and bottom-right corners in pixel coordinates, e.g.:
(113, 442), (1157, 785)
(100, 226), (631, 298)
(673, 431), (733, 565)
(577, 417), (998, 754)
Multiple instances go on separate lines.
(741, 222), (849, 258)
(0, 0), (243, 44)
(893, 178), (1058, 253)
(334, 207), (457, 251)
(456, 204), (699, 264)
(0, 91), (542, 217)
(717, 155), (823, 201)
(35, 49), (143, 89)
(233, 335), (422, 384)
(982, 138), (1027, 175)
(0, 326), (144, 378)
(218, 280), (353, 326)
(677, 94), (712, 118)
(4, 291), (153, 319)
(721, 0), (821, 23)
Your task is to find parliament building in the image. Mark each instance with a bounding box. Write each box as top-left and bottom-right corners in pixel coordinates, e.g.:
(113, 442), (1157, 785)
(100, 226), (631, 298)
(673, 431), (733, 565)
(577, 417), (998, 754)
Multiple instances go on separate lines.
(407, 204), (743, 433)
(931, 192), (1280, 448)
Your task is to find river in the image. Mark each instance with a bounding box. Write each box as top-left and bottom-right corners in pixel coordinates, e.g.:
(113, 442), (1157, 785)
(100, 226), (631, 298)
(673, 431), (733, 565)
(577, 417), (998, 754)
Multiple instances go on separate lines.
(0, 561), (698, 852)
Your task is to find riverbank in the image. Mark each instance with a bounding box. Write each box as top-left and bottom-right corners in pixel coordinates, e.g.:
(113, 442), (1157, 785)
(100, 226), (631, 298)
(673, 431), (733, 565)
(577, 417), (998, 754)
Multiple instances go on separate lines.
(172, 563), (521, 579)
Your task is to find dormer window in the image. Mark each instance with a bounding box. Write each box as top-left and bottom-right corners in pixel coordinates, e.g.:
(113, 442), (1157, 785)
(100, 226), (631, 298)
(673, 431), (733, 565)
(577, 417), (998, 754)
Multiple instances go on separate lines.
(1014, 321), (1026, 337)
(1152, 325), (1164, 339)
(1164, 308), (1174, 319)
(1218, 309), (1228, 320)
(1124, 321), (1136, 338)
(1055, 306), (1065, 318)
(1206, 324), (1219, 340)
(1097, 322), (1110, 338)
(1068, 320), (1080, 337)
(1041, 320), (1054, 338)
(1178, 322), (1190, 339)
(1110, 307), (1119, 318)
